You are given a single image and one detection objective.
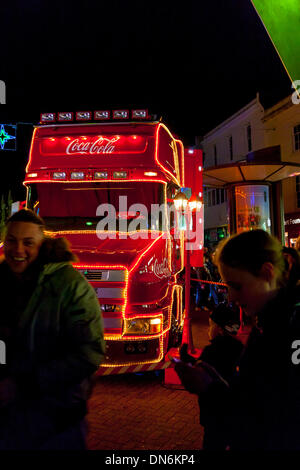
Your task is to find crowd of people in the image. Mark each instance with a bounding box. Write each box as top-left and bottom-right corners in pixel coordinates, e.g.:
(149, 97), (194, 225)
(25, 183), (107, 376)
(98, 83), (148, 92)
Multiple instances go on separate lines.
(176, 230), (300, 450)
(1, 207), (300, 451)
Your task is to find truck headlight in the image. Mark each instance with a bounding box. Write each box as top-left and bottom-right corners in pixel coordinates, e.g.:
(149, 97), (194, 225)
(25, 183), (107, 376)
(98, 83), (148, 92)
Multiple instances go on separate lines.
(125, 317), (162, 335)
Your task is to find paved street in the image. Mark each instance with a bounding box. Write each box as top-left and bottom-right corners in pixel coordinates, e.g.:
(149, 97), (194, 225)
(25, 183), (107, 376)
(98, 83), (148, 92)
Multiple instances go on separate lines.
(86, 308), (211, 451)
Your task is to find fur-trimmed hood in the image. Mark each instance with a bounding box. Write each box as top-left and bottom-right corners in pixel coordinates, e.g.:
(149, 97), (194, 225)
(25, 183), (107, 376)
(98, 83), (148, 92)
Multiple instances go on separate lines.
(38, 236), (78, 264)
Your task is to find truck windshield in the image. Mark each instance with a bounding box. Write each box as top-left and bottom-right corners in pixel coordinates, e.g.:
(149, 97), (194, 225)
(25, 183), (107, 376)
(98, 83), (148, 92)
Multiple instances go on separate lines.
(27, 182), (167, 232)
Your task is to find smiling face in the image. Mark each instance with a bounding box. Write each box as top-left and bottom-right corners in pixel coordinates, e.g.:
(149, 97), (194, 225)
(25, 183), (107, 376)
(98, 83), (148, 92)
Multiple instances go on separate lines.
(219, 262), (277, 318)
(4, 221), (44, 274)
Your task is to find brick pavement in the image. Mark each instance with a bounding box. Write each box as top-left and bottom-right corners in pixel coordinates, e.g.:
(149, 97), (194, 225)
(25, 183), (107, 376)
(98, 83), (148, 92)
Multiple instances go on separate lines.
(86, 306), (251, 451)
(86, 372), (203, 450)
(86, 308), (211, 451)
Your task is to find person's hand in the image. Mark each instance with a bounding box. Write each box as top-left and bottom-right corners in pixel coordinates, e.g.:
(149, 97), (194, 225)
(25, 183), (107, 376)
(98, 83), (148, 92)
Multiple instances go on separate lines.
(179, 343), (197, 364)
(0, 378), (17, 407)
(174, 361), (215, 394)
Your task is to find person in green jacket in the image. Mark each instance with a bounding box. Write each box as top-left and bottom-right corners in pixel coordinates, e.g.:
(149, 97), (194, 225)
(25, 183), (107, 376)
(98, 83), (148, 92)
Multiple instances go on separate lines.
(0, 209), (105, 450)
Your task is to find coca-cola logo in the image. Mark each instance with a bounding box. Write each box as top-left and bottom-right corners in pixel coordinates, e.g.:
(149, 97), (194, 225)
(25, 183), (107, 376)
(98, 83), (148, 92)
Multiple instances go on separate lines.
(153, 258), (171, 279)
(66, 136), (120, 155)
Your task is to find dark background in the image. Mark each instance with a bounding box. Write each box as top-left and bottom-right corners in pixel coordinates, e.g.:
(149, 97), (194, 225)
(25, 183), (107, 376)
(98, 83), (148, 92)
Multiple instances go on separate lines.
(0, 0), (292, 200)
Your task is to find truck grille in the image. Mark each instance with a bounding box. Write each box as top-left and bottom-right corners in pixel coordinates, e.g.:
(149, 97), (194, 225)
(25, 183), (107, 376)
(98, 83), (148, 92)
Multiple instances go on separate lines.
(78, 268), (127, 337)
(82, 270), (103, 281)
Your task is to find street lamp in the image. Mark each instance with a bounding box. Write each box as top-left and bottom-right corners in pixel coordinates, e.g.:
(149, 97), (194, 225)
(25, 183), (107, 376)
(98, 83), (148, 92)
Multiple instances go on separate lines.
(174, 191), (203, 354)
(173, 191), (188, 211)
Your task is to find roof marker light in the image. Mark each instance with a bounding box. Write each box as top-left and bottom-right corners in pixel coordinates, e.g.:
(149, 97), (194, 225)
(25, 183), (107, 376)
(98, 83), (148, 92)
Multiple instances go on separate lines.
(188, 149), (194, 154)
(113, 171), (127, 179)
(40, 113), (56, 123)
(71, 171), (85, 179)
(28, 173), (38, 178)
(58, 112), (73, 122)
(113, 110), (129, 119)
(94, 171), (108, 179)
(76, 111), (92, 121)
(144, 171), (157, 177)
(132, 109), (148, 119)
(53, 172), (66, 180)
(94, 111), (110, 120)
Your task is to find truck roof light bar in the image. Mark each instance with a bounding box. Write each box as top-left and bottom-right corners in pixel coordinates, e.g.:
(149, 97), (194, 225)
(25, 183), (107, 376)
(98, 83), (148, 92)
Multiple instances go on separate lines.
(53, 172), (67, 180)
(40, 113), (56, 123)
(94, 110), (110, 120)
(58, 112), (74, 122)
(71, 171), (85, 179)
(132, 109), (148, 119)
(94, 171), (108, 179)
(113, 171), (127, 179)
(113, 110), (129, 120)
(76, 111), (92, 121)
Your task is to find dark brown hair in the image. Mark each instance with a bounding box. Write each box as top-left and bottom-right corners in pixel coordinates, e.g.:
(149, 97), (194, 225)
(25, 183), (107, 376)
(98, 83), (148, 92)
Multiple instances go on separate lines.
(6, 209), (45, 230)
(214, 230), (285, 281)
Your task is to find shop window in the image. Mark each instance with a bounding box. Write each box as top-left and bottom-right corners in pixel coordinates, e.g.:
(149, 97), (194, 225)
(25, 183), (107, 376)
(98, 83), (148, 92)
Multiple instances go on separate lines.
(220, 188), (225, 204)
(229, 135), (233, 160)
(294, 124), (300, 151)
(208, 191), (212, 207)
(212, 190), (216, 206)
(247, 124), (252, 152)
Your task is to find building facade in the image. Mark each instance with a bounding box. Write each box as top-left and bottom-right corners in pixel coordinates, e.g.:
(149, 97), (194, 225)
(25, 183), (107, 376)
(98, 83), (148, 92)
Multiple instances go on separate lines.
(201, 93), (300, 248)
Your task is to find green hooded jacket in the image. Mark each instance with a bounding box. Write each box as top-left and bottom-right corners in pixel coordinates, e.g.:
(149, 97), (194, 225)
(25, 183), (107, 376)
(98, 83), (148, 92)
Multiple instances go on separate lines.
(0, 237), (105, 414)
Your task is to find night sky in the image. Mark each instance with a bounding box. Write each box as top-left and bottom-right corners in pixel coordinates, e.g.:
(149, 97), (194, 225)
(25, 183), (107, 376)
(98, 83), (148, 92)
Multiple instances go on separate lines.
(0, 0), (292, 200)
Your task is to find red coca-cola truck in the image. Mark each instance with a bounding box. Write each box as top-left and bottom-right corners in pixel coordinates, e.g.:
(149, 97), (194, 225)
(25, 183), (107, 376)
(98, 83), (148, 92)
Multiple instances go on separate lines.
(24, 110), (203, 374)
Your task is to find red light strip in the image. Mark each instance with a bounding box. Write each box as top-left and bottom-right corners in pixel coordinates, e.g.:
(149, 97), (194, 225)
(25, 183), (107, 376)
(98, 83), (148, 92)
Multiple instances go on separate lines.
(154, 123), (181, 187)
(175, 139), (185, 187)
(25, 127), (38, 173)
(128, 233), (164, 274)
(44, 229), (163, 238)
(23, 178), (168, 185)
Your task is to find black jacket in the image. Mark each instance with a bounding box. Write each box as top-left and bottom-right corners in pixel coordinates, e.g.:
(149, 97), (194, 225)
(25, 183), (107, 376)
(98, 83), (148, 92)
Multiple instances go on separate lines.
(224, 285), (300, 450)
